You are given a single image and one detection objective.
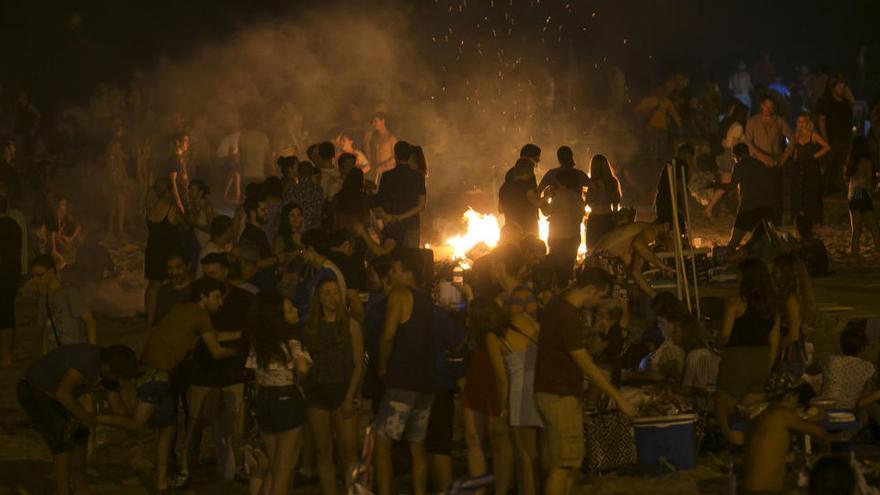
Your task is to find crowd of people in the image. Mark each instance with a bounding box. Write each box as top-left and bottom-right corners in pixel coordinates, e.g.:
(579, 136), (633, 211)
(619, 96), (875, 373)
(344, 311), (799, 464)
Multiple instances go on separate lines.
(0, 52), (878, 495)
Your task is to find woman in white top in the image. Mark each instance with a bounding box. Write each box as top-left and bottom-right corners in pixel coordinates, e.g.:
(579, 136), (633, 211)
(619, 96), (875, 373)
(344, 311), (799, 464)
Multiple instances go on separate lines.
(246, 291), (311, 495)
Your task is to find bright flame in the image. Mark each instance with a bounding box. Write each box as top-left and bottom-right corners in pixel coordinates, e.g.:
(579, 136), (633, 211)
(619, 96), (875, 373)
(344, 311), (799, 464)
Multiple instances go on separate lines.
(441, 205), (592, 261)
(445, 208), (501, 259)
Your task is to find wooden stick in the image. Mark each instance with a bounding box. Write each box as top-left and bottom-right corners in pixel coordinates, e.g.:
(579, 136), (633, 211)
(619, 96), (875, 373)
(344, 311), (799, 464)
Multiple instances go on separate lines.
(666, 163), (691, 311)
(680, 171), (702, 319)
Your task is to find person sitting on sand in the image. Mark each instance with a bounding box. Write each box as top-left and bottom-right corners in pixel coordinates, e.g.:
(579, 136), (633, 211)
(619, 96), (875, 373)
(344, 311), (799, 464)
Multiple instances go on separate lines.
(593, 218), (676, 298)
(741, 372), (829, 494)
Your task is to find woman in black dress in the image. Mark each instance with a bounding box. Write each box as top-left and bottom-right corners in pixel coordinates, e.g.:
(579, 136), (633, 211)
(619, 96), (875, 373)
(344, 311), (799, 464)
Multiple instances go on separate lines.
(144, 177), (185, 326)
(784, 113), (830, 224)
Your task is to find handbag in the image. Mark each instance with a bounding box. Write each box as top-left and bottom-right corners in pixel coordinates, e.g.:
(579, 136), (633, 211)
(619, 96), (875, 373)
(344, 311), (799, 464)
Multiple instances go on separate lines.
(582, 406), (637, 474)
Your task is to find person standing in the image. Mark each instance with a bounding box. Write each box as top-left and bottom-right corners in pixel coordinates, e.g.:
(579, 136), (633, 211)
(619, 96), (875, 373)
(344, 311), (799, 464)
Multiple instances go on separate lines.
(287, 161), (324, 232)
(196, 215), (234, 278)
(817, 77), (855, 195)
(714, 258), (781, 445)
(500, 158), (544, 237)
(144, 178), (185, 327)
(534, 267), (635, 495)
(744, 97), (793, 223)
(154, 254), (193, 326)
(239, 195), (292, 291)
(97, 277), (239, 493)
(106, 124), (131, 240)
(302, 278), (364, 495)
(729, 62), (754, 111)
(29, 255), (96, 354)
(183, 253), (256, 483)
(239, 127), (272, 186)
(584, 154), (621, 250)
(727, 144), (777, 250)
(367, 112), (398, 182)
(375, 250), (435, 495)
(244, 291), (311, 495)
(374, 141), (427, 249)
(537, 146), (590, 195)
(543, 169), (585, 284)
(846, 137), (880, 261)
(782, 113), (830, 225)
(0, 194), (22, 366)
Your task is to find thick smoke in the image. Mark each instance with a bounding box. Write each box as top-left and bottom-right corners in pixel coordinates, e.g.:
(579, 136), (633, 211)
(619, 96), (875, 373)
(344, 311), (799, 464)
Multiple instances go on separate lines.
(59, 1), (639, 240)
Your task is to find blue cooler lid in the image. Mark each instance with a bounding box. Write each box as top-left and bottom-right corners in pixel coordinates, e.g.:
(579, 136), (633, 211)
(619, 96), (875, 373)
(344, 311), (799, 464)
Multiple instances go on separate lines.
(632, 413), (698, 428)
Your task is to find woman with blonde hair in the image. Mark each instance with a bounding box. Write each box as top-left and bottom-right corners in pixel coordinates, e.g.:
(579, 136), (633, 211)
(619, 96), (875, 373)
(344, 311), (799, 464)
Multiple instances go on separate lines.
(302, 278), (363, 495)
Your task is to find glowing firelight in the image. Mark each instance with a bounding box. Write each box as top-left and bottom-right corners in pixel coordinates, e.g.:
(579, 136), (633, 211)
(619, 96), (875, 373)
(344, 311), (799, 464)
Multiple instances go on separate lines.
(445, 208), (501, 259)
(442, 205), (591, 261)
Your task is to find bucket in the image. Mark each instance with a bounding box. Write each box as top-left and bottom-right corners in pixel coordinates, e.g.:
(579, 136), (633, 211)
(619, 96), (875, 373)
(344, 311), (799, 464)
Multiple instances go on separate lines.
(632, 413), (698, 470)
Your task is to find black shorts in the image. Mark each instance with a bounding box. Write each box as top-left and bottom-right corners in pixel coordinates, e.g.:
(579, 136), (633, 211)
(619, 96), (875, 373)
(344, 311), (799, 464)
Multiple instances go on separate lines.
(424, 389), (455, 455)
(0, 273), (18, 329)
(304, 382), (349, 410)
(17, 380), (89, 455)
(734, 207), (774, 232)
(255, 385), (307, 434)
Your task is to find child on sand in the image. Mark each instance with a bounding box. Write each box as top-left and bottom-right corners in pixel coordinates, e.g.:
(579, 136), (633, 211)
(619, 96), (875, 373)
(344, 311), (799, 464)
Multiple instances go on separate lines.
(741, 372), (830, 494)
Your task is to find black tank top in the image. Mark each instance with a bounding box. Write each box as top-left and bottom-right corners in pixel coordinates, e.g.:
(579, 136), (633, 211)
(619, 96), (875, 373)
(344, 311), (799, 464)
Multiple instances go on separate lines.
(727, 303), (775, 347)
(384, 288), (435, 393)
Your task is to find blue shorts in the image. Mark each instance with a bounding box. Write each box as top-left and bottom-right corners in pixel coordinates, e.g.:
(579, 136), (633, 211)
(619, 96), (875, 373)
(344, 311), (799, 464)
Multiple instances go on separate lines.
(137, 379), (176, 429)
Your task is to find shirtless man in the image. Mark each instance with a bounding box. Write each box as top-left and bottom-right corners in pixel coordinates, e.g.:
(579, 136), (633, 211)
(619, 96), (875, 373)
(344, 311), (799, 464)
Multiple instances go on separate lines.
(594, 218), (676, 298)
(367, 112), (397, 182)
(742, 372), (829, 494)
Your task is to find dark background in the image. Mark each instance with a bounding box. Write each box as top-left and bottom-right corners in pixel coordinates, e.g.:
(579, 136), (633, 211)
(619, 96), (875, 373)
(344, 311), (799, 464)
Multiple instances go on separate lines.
(3, 0), (879, 112)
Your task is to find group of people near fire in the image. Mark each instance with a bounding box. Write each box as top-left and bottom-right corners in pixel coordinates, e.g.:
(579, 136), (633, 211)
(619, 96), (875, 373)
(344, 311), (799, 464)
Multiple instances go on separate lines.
(0, 64), (879, 495)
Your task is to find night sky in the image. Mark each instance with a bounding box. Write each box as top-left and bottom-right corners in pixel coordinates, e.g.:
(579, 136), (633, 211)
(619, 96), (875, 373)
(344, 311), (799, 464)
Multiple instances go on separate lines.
(2, 0), (878, 111)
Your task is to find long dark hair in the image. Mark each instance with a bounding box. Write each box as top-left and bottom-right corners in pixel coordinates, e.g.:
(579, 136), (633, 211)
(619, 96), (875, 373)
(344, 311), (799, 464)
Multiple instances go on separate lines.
(303, 277), (349, 352)
(587, 154), (621, 204)
(738, 258), (778, 320)
(336, 168), (367, 213)
(249, 291), (294, 370)
(845, 136), (871, 181)
(466, 297), (509, 346)
(277, 202), (303, 249)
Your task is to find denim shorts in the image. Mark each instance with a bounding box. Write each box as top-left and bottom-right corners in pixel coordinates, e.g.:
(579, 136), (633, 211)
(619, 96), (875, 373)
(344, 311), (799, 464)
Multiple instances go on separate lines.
(375, 388), (434, 442)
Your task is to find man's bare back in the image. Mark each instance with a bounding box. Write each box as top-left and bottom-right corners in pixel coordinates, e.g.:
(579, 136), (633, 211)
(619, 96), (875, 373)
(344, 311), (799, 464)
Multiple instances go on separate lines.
(742, 404), (828, 493)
